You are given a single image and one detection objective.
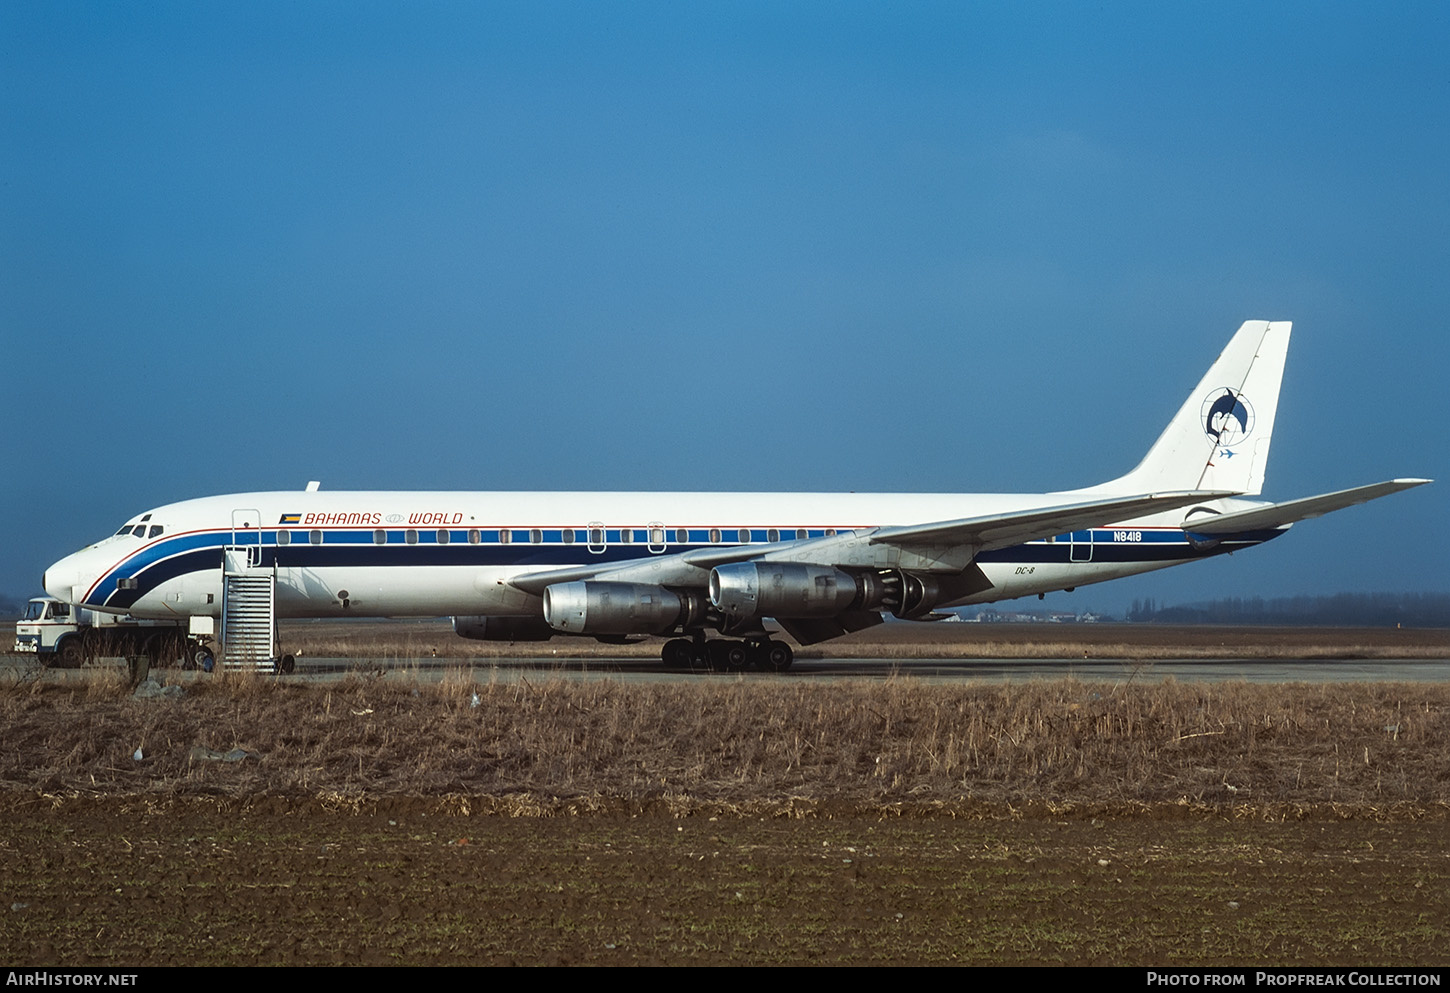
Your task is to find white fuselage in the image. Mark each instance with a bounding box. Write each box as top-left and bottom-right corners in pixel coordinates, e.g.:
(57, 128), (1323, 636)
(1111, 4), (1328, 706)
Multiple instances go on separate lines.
(42, 489), (1272, 622)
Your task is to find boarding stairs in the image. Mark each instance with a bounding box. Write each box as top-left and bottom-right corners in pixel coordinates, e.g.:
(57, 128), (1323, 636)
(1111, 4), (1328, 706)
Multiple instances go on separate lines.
(220, 546), (277, 672)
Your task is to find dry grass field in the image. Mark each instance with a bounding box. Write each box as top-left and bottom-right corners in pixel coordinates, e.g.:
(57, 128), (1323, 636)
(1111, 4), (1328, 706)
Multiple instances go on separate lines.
(2, 639), (1449, 965)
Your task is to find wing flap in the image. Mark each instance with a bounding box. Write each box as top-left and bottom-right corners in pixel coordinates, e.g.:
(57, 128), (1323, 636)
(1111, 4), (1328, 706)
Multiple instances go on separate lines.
(1183, 479), (1431, 534)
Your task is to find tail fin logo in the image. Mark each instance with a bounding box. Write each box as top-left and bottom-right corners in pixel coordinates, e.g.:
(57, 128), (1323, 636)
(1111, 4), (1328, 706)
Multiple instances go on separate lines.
(1201, 388), (1255, 446)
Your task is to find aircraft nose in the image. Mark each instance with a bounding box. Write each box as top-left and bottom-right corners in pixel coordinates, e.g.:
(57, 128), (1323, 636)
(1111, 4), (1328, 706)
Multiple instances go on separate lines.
(44, 555), (83, 602)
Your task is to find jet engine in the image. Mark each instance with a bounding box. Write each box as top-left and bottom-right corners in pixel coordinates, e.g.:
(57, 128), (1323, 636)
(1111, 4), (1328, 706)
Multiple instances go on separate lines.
(893, 572), (944, 619)
(708, 562), (861, 619)
(710, 562), (951, 620)
(542, 581), (693, 635)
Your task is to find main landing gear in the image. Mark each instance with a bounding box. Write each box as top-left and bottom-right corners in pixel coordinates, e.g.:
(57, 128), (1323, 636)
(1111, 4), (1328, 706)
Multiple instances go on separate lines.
(660, 637), (794, 672)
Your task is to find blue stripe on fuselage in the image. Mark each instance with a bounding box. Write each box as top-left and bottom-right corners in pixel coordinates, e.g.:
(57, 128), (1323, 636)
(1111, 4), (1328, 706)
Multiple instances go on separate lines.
(91, 526), (1283, 610)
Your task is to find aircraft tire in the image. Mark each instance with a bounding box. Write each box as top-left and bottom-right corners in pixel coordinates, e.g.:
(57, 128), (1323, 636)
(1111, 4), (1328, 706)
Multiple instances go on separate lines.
(661, 639), (693, 668)
(185, 645), (215, 672)
(706, 641), (747, 671)
(724, 641), (749, 671)
(761, 641), (793, 672)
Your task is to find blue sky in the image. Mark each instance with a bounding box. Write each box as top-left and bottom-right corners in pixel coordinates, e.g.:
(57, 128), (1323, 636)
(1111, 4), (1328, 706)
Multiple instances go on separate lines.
(3, 2), (1445, 614)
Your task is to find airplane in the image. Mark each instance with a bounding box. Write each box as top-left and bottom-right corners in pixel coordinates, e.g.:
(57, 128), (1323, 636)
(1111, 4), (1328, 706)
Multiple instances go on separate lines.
(41, 320), (1429, 671)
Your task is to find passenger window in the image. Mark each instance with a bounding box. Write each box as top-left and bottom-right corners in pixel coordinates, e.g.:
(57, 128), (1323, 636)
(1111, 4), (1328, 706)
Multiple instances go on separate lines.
(470, 529), (482, 544)
(796, 528), (807, 540)
(277, 531), (292, 546)
(437, 529), (450, 544)
(767, 528), (779, 542)
(310, 530), (323, 545)
(406, 529), (418, 545)
(675, 528), (687, 544)
(530, 529), (542, 544)
(649, 527), (665, 545)
(825, 528), (837, 537)
(589, 528), (603, 545)
(619, 528), (632, 544)
(374, 530), (386, 544)
(737, 528), (750, 544)
(709, 528), (721, 543)
(562, 529), (576, 544)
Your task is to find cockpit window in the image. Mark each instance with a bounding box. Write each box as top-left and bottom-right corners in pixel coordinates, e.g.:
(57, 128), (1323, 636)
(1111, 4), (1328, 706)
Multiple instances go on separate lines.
(148, 525), (163, 538)
(131, 525), (147, 537)
(115, 526), (132, 536)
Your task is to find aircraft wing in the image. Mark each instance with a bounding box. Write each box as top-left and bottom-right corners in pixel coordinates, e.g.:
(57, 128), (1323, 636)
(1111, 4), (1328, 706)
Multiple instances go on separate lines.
(868, 490), (1235, 553)
(507, 490), (1234, 596)
(1182, 478), (1432, 534)
(505, 542), (780, 596)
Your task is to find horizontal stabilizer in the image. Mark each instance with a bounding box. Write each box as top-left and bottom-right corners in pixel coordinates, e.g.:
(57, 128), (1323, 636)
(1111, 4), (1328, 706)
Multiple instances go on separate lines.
(1183, 479), (1431, 534)
(871, 490), (1235, 552)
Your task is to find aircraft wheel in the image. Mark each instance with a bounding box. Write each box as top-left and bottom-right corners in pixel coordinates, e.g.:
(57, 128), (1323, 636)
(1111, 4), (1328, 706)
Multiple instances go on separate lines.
(661, 639), (693, 668)
(187, 645), (215, 672)
(277, 654), (296, 675)
(724, 641), (749, 671)
(706, 641), (747, 671)
(761, 641), (793, 672)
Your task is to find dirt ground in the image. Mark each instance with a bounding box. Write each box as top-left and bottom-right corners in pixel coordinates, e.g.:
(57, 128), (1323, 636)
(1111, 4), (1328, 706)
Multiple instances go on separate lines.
(3, 798), (1446, 966)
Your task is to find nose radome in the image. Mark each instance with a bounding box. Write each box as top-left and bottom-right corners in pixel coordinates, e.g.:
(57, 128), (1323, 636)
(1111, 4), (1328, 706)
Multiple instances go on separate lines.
(44, 558), (81, 602)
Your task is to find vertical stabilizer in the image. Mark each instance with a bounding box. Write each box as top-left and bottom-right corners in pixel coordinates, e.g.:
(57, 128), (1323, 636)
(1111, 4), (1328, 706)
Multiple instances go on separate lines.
(1098, 320), (1291, 496)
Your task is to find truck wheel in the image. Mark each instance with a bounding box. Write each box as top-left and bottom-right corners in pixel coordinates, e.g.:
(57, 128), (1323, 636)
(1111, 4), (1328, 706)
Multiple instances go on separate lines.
(55, 637), (85, 669)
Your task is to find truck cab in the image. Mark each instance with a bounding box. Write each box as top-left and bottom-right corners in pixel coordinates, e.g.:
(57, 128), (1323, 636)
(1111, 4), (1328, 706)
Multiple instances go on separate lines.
(14, 597), (81, 657)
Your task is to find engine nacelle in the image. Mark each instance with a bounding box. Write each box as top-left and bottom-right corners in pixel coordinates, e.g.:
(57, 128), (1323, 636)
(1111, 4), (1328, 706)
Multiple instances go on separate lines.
(452, 615), (556, 641)
(542, 581), (684, 635)
(709, 562), (860, 619)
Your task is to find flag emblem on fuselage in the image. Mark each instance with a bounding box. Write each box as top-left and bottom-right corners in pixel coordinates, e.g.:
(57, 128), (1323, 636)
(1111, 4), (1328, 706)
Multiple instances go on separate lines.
(279, 513), (301, 524)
